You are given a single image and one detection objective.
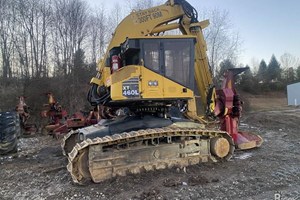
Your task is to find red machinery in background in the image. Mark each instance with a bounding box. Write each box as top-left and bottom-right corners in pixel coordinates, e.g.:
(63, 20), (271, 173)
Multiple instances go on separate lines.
(41, 93), (98, 138)
(16, 96), (37, 135)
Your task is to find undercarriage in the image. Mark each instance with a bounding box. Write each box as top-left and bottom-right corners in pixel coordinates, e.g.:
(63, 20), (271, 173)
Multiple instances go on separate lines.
(66, 127), (234, 184)
(62, 115), (235, 184)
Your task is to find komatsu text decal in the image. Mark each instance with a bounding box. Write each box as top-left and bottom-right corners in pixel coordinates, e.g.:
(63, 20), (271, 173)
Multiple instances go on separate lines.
(135, 8), (163, 23)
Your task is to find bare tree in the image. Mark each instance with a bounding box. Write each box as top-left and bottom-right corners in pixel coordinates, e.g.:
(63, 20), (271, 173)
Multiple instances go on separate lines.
(250, 57), (260, 75)
(87, 6), (108, 64)
(12, 0), (52, 78)
(0, 0), (16, 78)
(280, 52), (299, 69)
(280, 52), (299, 83)
(39, 0), (52, 77)
(126, 0), (159, 11)
(199, 8), (242, 76)
(107, 2), (125, 33)
(16, 0), (38, 77)
(52, 0), (88, 76)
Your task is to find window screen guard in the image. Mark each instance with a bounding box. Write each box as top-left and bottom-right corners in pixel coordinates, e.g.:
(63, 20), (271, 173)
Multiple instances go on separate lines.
(142, 38), (195, 90)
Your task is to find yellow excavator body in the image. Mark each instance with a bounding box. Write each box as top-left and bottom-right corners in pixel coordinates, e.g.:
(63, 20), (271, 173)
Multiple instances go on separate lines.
(62, 0), (263, 184)
(109, 65), (194, 101)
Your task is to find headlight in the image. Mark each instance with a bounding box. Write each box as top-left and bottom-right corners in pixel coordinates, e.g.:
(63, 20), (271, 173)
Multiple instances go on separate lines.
(148, 80), (158, 86)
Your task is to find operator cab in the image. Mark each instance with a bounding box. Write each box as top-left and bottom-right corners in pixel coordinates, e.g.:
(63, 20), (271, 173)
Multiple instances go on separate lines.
(108, 37), (196, 90)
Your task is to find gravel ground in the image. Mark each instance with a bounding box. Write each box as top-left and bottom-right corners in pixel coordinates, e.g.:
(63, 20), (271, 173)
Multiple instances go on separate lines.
(0, 107), (300, 200)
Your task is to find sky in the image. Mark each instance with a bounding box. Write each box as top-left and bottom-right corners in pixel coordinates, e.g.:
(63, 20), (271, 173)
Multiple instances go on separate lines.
(85, 0), (300, 67)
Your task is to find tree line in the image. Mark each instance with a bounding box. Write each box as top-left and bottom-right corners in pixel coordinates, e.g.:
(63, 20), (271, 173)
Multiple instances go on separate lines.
(1, 0), (296, 113)
(221, 53), (300, 94)
(0, 0), (112, 78)
(0, 0), (241, 79)
(0, 0), (167, 113)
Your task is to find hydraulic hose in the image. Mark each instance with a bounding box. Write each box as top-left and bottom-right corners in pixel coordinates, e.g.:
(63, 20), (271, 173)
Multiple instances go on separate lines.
(174, 0), (198, 22)
(87, 84), (110, 106)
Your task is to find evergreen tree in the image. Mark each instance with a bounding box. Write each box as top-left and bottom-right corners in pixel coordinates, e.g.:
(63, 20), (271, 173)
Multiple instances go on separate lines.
(257, 60), (267, 82)
(296, 66), (300, 81)
(73, 48), (94, 82)
(240, 65), (255, 93)
(73, 48), (86, 78)
(215, 59), (235, 86)
(267, 55), (281, 82)
(74, 49), (85, 69)
(218, 59), (235, 76)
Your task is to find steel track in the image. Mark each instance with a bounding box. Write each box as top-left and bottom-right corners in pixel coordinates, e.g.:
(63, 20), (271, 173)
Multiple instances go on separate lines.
(63, 127), (235, 184)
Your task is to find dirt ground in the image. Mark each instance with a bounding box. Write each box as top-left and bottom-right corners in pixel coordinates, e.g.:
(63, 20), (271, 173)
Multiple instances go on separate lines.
(1, 96), (300, 200)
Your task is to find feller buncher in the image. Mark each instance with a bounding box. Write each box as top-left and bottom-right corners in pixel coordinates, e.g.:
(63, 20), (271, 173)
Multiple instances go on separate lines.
(62, 0), (263, 184)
